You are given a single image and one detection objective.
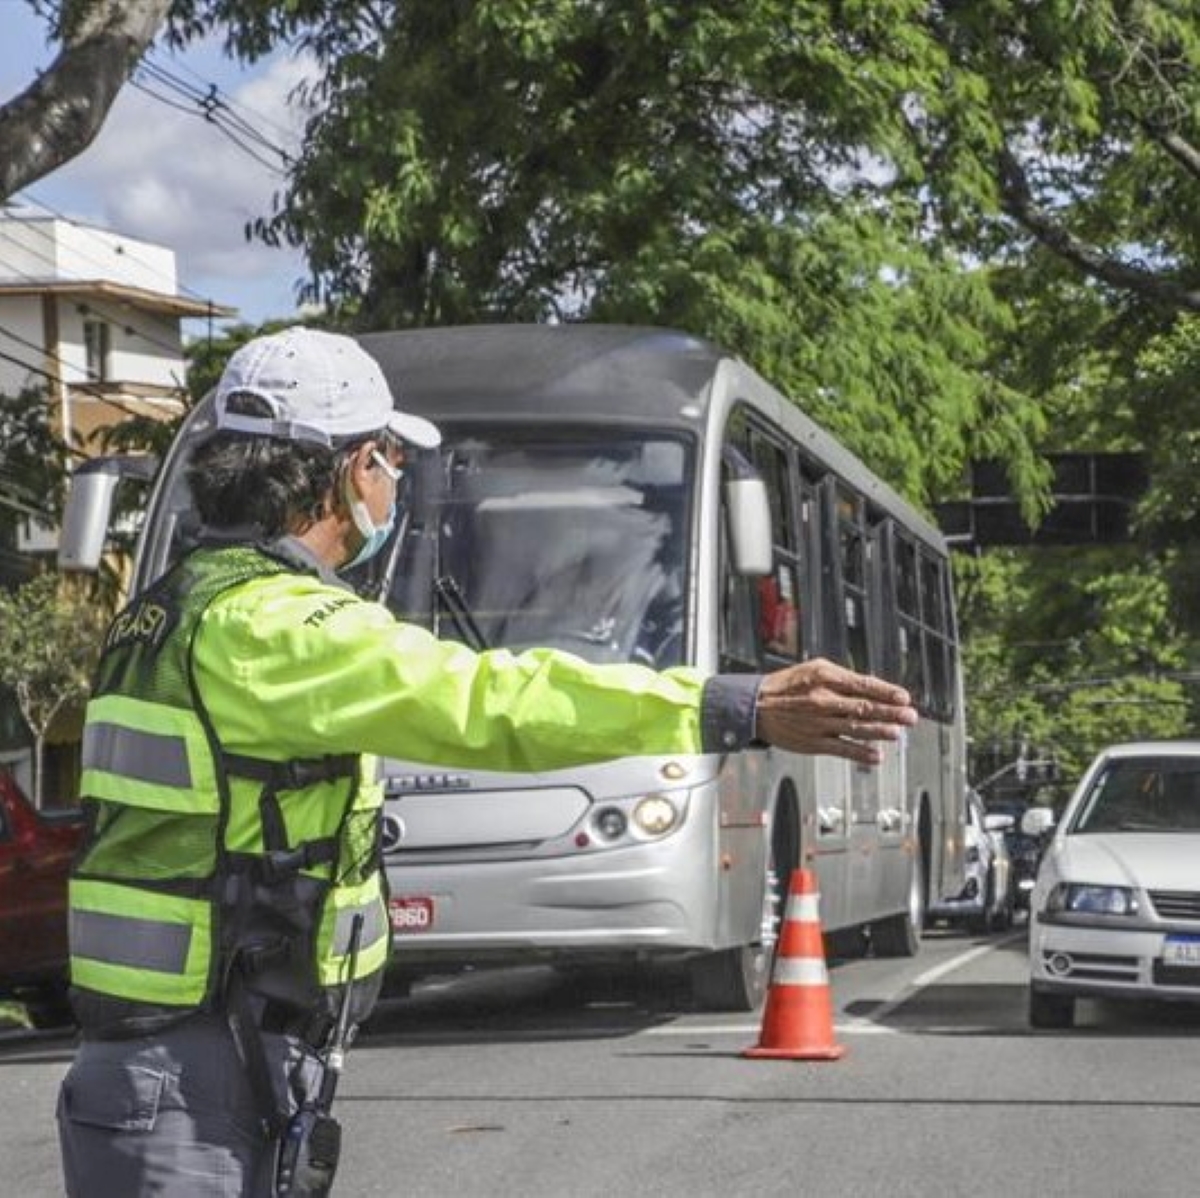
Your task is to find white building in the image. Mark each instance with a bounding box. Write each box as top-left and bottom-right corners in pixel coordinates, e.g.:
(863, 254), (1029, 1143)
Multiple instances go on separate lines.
(0, 215), (234, 554)
(0, 214), (234, 452)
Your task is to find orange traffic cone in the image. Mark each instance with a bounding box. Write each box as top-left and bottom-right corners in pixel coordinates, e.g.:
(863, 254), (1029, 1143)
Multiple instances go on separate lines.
(744, 868), (845, 1060)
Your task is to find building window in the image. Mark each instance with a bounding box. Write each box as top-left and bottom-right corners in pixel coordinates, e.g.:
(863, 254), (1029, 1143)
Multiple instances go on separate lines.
(83, 319), (111, 382)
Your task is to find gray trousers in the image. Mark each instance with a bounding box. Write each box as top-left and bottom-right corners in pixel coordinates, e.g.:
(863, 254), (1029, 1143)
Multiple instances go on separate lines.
(57, 1013), (319, 1197)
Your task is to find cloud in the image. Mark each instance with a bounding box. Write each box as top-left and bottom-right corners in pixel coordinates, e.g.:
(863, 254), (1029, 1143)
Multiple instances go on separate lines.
(28, 47), (318, 322)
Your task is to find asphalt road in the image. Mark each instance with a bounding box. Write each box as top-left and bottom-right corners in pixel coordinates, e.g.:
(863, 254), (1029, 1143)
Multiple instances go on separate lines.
(3, 922), (1198, 1197)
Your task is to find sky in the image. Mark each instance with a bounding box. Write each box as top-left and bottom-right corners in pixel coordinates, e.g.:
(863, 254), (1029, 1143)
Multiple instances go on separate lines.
(0, 1), (315, 333)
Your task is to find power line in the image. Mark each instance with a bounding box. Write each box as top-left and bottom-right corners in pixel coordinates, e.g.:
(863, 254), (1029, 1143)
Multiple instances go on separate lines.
(9, 8), (302, 331)
(131, 54), (295, 176)
(166, 52), (299, 145)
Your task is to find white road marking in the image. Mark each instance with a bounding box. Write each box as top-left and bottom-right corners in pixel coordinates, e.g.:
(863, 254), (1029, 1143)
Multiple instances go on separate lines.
(644, 931), (1024, 1039)
(643, 1021), (890, 1037)
(841, 931), (1023, 1033)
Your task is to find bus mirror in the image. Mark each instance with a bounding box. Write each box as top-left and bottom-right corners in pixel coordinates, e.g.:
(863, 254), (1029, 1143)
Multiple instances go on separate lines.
(58, 456), (157, 572)
(725, 477), (773, 576)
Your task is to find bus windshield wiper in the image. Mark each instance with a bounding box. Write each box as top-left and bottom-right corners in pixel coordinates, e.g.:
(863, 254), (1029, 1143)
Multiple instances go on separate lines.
(435, 574), (489, 652)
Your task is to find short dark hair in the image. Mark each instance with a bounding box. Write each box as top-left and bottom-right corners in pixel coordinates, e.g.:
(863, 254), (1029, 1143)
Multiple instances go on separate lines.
(188, 393), (366, 536)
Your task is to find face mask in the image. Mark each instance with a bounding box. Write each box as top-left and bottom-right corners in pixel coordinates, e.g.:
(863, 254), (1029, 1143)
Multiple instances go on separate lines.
(341, 474), (397, 571)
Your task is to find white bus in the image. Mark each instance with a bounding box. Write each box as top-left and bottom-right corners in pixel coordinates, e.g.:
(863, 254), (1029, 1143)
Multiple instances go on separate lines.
(61, 325), (967, 1011)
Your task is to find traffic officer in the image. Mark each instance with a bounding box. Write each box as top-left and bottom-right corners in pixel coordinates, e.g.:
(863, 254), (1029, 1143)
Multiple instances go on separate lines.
(55, 327), (917, 1196)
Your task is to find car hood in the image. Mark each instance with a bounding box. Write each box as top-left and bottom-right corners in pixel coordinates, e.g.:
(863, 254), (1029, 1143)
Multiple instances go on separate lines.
(1054, 833), (1200, 890)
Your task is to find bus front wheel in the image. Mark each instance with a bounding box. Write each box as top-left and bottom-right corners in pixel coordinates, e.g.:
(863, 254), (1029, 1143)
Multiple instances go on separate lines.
(688, 943), (770, 1012)
(689, 792), (797, 1011)
(871, 848), (926, 958)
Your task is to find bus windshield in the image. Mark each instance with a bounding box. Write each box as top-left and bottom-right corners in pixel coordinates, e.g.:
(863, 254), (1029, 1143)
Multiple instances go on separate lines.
(387, 429), (691, 667)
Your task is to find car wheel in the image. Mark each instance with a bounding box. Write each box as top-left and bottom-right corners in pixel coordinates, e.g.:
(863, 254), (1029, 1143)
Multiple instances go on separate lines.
(872, 847), (925, 957)
(1029, 985), (1075, 1029)
(967, 874), (994, 935)
(994, 877), (1016, 932)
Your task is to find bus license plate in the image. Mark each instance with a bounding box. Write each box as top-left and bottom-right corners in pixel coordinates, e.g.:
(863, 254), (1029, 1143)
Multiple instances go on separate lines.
(1163, 935), (1200, 967)
(389, 896), (435, 933)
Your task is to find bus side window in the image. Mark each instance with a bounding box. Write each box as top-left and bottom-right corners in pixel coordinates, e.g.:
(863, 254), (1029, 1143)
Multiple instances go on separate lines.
(921, 553), (955, 719)
(839, 496), (870, 674)
(719, 504), (761, 671)
(748, 431), (803, 663)
(893, 531), (927, 704)
(718, 436), (762, 671)
(758, 564), (800, 659)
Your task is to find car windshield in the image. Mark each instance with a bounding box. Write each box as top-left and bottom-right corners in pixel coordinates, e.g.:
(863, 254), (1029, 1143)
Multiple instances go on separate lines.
(381, 428), (692, 667)
(1070, 756), (1200, 834)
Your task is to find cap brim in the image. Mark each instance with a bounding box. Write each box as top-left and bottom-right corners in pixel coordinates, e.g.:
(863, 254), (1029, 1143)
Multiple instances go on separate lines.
(385, 410), (442, 449)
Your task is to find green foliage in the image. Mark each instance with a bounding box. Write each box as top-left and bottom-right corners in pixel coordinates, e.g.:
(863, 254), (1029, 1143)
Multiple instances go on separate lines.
(162, 0), (1053, 511)
(0, 572), (110, 805)
(0, 385), (70, 528)
(958, 549), (1195, 788)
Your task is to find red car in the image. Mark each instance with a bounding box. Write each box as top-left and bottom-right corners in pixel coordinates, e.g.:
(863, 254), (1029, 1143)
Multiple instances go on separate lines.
(0, 770), (84, 1027)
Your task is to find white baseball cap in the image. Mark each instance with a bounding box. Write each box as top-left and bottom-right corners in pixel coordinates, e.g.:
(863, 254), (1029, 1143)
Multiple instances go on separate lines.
(213, 326), (441, 450)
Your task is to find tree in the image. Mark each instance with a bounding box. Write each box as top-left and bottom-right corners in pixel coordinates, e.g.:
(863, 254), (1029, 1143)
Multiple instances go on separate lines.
(0, 0), (174, 201)
(957, 546), (1194, 788)
(0, 572), (109, 806)
(908, 2), (1200, 315)
(176, 0), (1043, 509)
(0, 385), (71, 550)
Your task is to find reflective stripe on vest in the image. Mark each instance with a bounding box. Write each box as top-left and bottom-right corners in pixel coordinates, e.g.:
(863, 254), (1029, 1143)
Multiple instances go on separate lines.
(318, 880), (390, 986)
(71, 909), (192, 973)
(83, 723), (192, 789)
(69, 878), (211, 1005)
(333, 897), (388, 958)
(80, 693), (219, 814)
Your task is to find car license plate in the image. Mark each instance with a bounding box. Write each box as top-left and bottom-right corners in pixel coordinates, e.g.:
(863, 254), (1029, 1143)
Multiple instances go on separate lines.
(1162, 935), (1200, 967)
(389, 896), (434, 933)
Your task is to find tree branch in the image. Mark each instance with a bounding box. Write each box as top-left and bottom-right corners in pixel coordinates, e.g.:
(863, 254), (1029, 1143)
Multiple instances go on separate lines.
(1142, 120), (1200, 183)
(996, 145), (1200, 312)
(0, 0), (173, 202)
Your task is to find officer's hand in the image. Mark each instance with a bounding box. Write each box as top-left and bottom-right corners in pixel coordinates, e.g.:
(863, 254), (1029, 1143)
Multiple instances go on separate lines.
(754, 657), (918, 765)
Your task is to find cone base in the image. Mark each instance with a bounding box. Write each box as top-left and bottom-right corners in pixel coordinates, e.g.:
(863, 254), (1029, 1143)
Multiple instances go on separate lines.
(743, 1043), (846, 1061)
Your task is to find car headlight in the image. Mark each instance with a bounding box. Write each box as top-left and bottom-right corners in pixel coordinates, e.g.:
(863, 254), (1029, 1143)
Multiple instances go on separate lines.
(1046, 883), (1139, 916)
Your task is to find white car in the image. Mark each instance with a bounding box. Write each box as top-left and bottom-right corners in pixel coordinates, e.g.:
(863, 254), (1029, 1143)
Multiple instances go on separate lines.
(1026, 741), (1200, 1028)
(927, 790), (1015, 933)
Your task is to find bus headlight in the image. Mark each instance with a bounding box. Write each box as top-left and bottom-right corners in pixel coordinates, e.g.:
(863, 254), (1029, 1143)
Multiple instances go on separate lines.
(633, 795), (679, 837)
(594, 807), (628, 840)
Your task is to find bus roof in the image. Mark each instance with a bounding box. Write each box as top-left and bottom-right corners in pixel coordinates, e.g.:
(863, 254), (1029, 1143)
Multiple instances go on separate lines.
(358, 325), (721, 426)
(356, 323), (945, 551)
